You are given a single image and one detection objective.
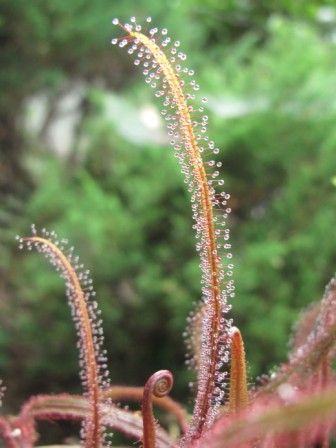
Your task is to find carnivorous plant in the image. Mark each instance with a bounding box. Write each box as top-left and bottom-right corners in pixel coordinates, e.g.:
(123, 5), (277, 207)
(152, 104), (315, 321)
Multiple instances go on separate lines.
(1, 17), (336, 448)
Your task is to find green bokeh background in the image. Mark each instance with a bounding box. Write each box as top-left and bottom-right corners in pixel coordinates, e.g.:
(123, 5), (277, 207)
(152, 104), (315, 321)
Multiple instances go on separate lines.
(1, 0), (336, 443)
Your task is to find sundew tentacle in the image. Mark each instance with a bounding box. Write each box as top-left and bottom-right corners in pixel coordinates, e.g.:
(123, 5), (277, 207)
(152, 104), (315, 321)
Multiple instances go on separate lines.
(112, 17), (235, 440)
(17, 226), (110, 447)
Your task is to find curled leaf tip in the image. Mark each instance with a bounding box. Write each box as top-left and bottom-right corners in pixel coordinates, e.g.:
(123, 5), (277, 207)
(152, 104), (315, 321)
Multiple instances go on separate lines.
(142, 370), (174, 448)
(151, 370), (174, 398)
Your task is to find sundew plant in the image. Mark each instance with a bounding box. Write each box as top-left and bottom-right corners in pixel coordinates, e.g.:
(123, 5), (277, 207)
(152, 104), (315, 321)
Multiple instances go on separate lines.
(1, 16), (336, 448)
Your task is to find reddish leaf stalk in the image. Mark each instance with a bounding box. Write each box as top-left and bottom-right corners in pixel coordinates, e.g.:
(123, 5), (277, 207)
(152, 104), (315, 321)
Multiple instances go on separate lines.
(22, 236), (102, 448)
(20, 393), (175, 448)
(317, 357), (331, 448)
(0, 418), (21, 448)
(114, 22), (231, 439)
(142, 370), (174, 448)
(0, 415), (37, 448)
(229, 327), (248, 414)
(103, 386), (188, 433)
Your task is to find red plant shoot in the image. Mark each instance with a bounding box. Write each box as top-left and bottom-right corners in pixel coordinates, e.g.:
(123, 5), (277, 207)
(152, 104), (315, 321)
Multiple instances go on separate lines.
(228, 327), (248, 414)
(17, 226), (109, 448)
(112, 16), (235, 441)
(1, 16), (336, 448)
(142, 370), (174, 448)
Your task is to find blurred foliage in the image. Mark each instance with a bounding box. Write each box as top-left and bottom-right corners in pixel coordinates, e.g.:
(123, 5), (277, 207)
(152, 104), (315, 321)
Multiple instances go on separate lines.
(202, 16), (336, 375)
(1, 0), (336, 443)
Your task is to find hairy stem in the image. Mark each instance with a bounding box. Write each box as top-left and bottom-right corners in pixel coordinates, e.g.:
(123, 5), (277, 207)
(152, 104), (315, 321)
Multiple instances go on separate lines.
(125, 28), (225, 438)
(22, 236), (102, 448)
(20, 394), (175, 447)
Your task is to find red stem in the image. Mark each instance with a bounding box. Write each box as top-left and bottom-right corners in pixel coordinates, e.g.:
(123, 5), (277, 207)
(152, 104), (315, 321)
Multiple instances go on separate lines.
(142, 370), (174, 448)
(0, 418), (19, 448)
(103, 386), (188, 433)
